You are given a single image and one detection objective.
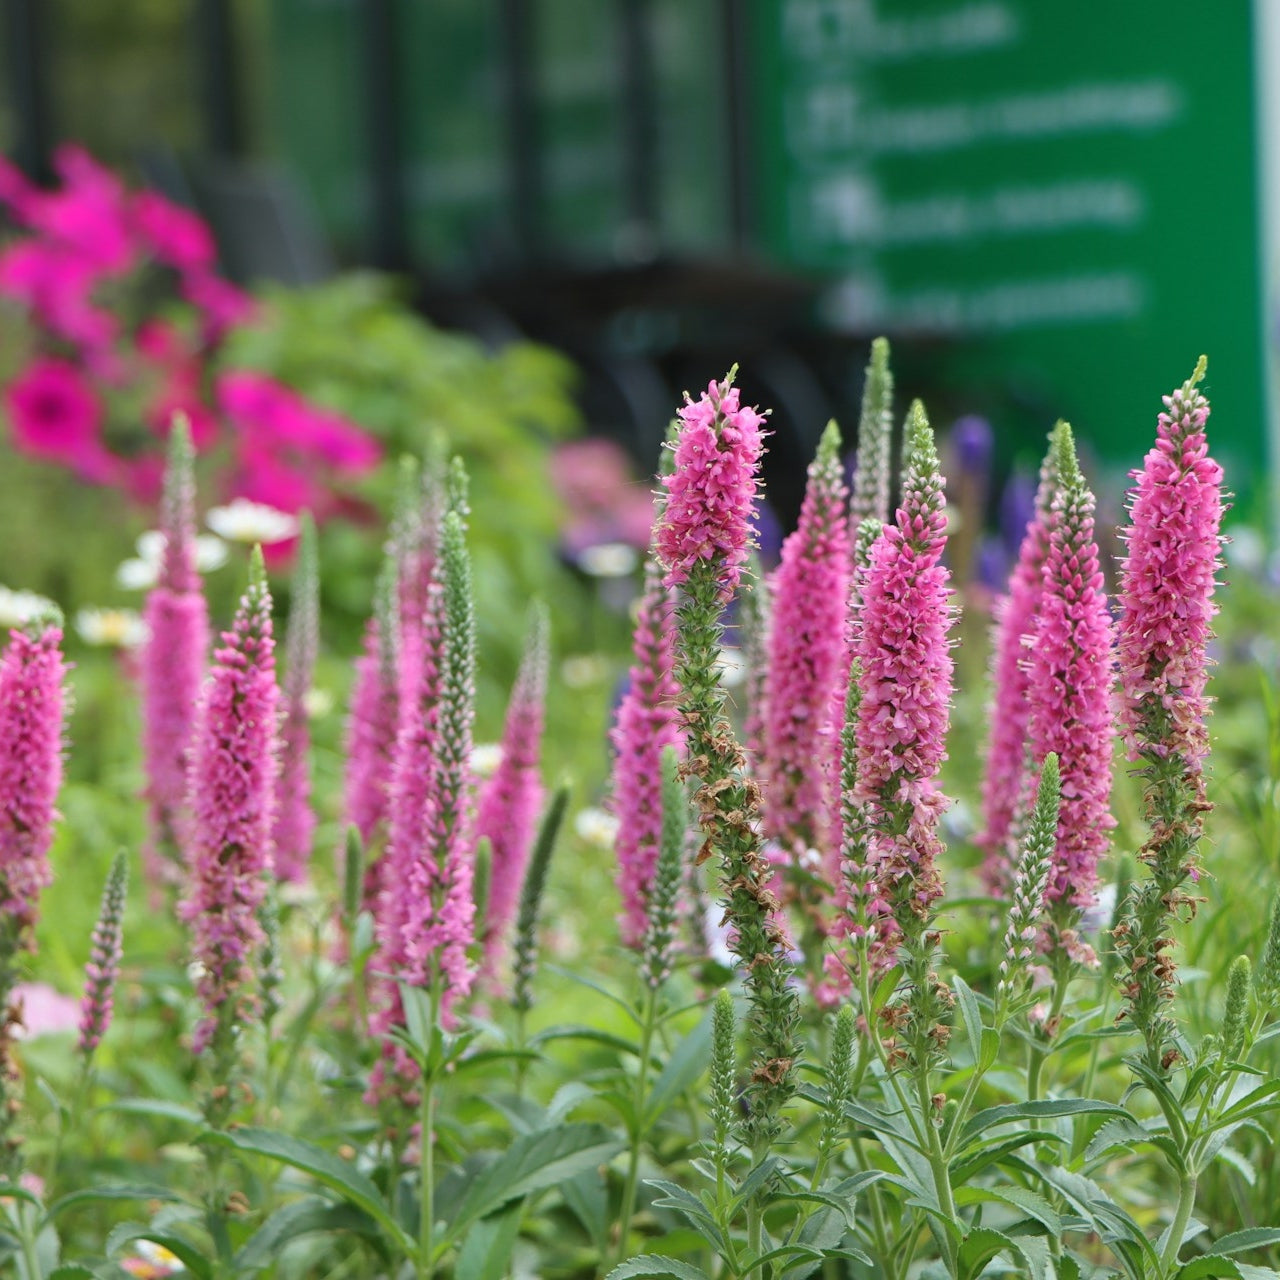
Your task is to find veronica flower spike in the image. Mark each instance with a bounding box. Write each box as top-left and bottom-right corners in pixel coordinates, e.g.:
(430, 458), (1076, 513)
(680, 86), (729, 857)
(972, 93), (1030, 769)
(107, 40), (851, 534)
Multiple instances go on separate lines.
(656, 369), (799, 1148)
(763, 420), (850, 865)
(1025, 423), (1116, 926)
(850, 336), (895, 533)
(181, 548), (280, 1123)
(854, 402), (955, 991)
(976, 422), (1065, 891)
(1112, 359), (1225, 1068)
(477, 602), (550, 982)
(611, 559), (682, 948)
(140, 418), (210, 888)
(273, 513), (319, 883)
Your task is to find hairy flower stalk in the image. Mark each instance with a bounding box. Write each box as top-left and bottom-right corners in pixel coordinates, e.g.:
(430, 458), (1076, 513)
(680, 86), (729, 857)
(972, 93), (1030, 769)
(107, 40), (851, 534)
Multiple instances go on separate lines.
(140, 419), (209, 889)
(854, 402), (955, 1068)
(762, 420), (850, 865)
(512, 785), (570, 1020)
(0, 614), (67, 1177)
(1026, 424), (1116, 925)
(397, 510), (477, 1017)
(345, 555), (400, 911)
(995, 755), (1059, 1019)
(78, 852), (129, 1058)
(181, 550), (279, 1125)
(476, 603), (549, 983)
(642, 746), (688, 991)
(273, 513), (319, 883)
(656, 370), (798, 1147)
(612, 560), (682, 947)
(976, 424), (1065, 890)
(1112, 361), (1225, 1069)
(850, 337), (895, 533)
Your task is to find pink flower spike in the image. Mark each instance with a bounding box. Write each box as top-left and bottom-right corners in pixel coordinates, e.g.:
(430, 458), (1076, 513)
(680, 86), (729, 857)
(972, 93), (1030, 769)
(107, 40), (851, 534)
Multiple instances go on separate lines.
(975, 424), (1064, 889)
(77, 853), (128, 1058)
(762, 420), (850, 867)
(476, 605), (549, 982)
(140, 422), (209, 887)
(611, 562), (683, 948)
(273, 515), (319, 883)
(1026, 424), (1116, 910)
(181, 549), (280, 1054)
(854, 401), (954, 960)
(656, 369), (767, 601)
(1116, 358), (1225, 787)
(0, 617), (68, 937)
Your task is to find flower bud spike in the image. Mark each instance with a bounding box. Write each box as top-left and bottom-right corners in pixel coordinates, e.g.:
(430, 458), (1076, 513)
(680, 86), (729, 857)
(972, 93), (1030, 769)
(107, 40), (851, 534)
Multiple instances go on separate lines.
(77, 851), (129, 1059)
(1221, 955), (1251, 1064)
(513, 784), (570, 1015)
(642, 746), (688, 991)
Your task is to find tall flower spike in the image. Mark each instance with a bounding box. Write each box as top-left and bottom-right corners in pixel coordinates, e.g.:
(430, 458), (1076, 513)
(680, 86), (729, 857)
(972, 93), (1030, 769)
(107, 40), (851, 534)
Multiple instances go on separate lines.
(762, 420), (850, 864)
(344, 553), (401, 911)
(976, 423), (1066, 890)
(0, 612), (66, 1178)
(1112, 360), (1225, 1068)
(181, 548), (280, 1099)
(854, 401), (954, 967)
(141, 418), (210, 888)
(655, 370), (798, 1148)
(512, 785), (570, 1016)
(1026, 423), (1116, 914)
(739, 555), (771, 768)
(995, 755), (1059, 1018)
(78, 851), (129, 1059)
(397, 508), (477, 1019)
(477, 603), (550, 983)
(612, 559), (683, 948)
(849, 337), (894, 534)
(0, 615), (67, 937)
(273, 512), (319, 883)
(642, 746), (688, 991)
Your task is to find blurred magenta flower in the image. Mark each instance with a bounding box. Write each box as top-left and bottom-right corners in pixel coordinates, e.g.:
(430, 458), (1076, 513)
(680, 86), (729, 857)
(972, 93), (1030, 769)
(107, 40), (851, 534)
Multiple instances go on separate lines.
(4, 357), (112, 481)
(133, 190), (217, 273)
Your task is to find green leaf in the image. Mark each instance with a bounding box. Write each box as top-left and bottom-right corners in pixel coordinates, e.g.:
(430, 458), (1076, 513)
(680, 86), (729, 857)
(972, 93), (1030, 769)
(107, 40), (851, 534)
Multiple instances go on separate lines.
(200, 1127), (412, 1253)
(455, 1205), (523, 1280)
(562, 1166), (609, 1252)
(106, 1224), (213, 1280)
(606, 1257), (710, 1279)
(531, 1025), (645, 1060)
(959, 1098), (1129, 1147)
(959, 1226), (1016, 1280)
(45, 1184), (186, 1225)
(953, 974), (984, 1058)
(102, 1099), (203, 1125)
(1213, 1229), (1280, 1257)
(978, 1027), (1001, 1073)
(644, 1009), (713, 1127)
(235, 1197), (383, 1272)
(446, 1124), (623, 1238)
(955, 1185), (1060, 1235)
(1176, 1257), (1245, 1279)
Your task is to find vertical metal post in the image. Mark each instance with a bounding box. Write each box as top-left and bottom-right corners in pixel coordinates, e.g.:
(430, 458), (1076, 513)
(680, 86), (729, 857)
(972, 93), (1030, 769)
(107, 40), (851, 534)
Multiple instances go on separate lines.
(4, 0), (53, 182)
(721, 0), (751, 252)
(618, 0), (657, 244)
(499, 0), (541, 260)
(360, 0), (409, 269)
(195, 0), (241, 156)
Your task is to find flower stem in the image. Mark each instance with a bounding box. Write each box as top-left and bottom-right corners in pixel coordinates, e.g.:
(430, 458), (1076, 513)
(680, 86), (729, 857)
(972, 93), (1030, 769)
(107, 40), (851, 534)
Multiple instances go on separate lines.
(612, 984), (659, 1269)
(1160, 1172), (1197, 1274)
(418, 983), (441, 1280)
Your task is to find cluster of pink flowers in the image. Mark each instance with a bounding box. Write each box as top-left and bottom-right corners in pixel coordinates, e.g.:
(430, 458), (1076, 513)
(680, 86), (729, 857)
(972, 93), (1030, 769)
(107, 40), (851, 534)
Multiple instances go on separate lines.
(853, 405), (954, 954)
(0, 620), (68, 936)
(1025, 427), (1116, 909)
(762, 421), (850, 863)
(975, 427), (1061, 889)
(140, 424), (210, 886)
(611, 563), (683, 947)
(476, 607), (549, 977)
(1116, 365), (1225, 784)
(180, 555), (280, 1054)
(0, 145), (381, 518)
(656, 374), (767, 599)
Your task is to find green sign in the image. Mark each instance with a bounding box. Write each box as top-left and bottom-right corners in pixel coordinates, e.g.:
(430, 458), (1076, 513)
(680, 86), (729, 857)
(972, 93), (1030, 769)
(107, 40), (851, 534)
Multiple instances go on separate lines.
(749, 0), (1265, 494)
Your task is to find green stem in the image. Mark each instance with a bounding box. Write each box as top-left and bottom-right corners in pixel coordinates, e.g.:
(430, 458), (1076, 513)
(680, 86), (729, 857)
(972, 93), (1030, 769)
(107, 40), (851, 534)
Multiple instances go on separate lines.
(418, 983), (441, 1280)
(612, 985), (659, 1270)
(917, 1073), (959, 1277)
(1160, 1172), (1198, 1274)
(1026, 977), (1069, 1108)
(51, 1058), (92, 1193)
(15, 1203), (41, 1280)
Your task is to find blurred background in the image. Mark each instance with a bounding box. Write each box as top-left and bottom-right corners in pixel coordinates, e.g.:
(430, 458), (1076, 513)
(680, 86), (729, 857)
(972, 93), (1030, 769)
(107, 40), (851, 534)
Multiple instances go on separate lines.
(2, 0), (1268, 528)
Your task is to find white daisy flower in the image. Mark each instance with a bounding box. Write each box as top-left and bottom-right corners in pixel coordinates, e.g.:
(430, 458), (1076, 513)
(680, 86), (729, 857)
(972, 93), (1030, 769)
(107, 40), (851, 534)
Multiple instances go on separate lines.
(75, 607), (148, 649)
(576, 541), (640, 578)
(470, 743), (504, 779)
(574, 806), (619, 849)
(0, 585), (60, 629)
(206, 499), (300, 545)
